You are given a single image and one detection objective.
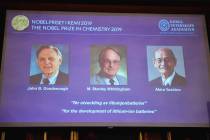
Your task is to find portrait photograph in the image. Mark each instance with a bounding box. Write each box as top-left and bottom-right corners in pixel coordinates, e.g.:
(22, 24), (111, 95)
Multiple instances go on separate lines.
(147, 46), (186, 87)
(90, 45), (128, 86)
(29, 44), (69, 85)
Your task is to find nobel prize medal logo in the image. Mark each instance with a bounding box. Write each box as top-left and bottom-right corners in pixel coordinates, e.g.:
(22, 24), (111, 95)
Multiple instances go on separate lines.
(158, 19), (170, 32)
(11, 15), (29, 31)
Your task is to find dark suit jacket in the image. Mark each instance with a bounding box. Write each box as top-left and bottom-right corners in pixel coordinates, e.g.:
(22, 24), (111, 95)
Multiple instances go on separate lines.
(30, 71), (69, 85)
(150, 73), (186, 86)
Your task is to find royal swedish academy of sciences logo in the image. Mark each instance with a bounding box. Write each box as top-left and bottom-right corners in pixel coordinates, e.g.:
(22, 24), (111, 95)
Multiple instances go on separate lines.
(11, 15), (29, 31)
(158, 19), (170, 32)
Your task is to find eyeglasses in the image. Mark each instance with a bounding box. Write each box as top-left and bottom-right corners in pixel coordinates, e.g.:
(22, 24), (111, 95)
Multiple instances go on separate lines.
(103, 59), (120, 65)
(154, 57), (174, 64)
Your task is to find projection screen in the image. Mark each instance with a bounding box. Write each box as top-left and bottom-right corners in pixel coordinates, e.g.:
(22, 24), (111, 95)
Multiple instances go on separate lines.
(0, 10), (210, 127)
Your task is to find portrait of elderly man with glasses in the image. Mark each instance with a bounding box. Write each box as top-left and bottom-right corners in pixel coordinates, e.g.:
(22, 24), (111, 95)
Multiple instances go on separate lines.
(151, 48), (186, 86)
(90, 47), (127, 85)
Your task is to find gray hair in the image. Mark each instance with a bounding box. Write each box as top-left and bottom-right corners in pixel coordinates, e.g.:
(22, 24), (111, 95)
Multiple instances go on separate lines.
(36, 45), (62, 60)
(99, 47), (121, 63)
(154, 48), (176, 61)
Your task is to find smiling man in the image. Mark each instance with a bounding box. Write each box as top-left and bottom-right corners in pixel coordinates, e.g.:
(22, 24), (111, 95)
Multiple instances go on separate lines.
(90, 47), (127, 85)
(30, 45), (68, 85)
(151, 48), (186, 86)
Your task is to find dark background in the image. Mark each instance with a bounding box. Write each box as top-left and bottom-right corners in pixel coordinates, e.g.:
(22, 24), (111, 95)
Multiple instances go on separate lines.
(0, 1), (210, 140)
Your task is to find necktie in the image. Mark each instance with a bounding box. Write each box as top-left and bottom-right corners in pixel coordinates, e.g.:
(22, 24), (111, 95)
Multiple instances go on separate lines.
(109, 79), (115, 85)
(43, 78), (50, 85)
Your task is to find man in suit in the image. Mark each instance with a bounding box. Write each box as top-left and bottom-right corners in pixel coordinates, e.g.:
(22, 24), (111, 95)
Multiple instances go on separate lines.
(90, 47), (127, 85)
(30, 45), (68, 85)
(151, 48), (186, 86)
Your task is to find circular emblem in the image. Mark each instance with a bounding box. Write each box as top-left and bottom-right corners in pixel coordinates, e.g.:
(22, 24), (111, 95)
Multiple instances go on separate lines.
(158, 19), (170, 32)
(11, 15), (29, 31)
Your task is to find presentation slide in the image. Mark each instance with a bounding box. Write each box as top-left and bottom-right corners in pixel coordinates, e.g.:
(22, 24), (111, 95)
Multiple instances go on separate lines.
(0, 10), (210, 127)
